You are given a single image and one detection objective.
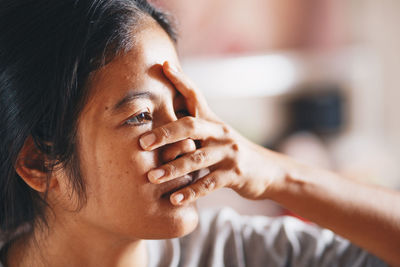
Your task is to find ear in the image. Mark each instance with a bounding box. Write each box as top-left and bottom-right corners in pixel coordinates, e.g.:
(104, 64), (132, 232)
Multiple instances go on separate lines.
(15, 137), (58, 192)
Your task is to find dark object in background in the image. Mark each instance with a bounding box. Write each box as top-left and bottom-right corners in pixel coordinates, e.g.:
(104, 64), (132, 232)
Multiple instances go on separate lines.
(266, 84), (345, 150)
(289, 84), (345, 135)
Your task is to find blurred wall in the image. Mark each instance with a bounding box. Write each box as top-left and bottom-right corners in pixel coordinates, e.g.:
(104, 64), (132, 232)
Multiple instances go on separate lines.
(348, 0), (400, 160)
(149, 1), (400, 213)
(152, 0), (400, 171)
(153, 0), (347, 55)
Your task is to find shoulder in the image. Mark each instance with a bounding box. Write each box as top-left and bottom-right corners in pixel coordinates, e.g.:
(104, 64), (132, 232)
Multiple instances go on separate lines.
(190, 208), (388, 267)
(147, 208), (387, 267)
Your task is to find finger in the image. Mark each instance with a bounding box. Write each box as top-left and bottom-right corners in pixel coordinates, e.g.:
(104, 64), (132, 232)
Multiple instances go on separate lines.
(163, 61), (208, 116)
(139, 116), (227, 151)
(147, 145), (229, 184)
(162, 61), (202, 101)
(170, 169), (230, 205)
(161, 139), (196, 163)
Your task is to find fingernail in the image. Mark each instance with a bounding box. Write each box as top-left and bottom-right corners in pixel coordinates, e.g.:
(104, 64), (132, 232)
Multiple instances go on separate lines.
(140, 133), (156, 149)
(172, 193), (184, 204)
(148, 169), (165, 182)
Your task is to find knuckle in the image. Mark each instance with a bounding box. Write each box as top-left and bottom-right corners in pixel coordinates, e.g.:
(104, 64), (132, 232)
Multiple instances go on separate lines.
(186, 178), (216, 202)
(227, 142), (240, 160)
(186, 187), (198, 200)
(165, 164), (177, 177)
(222, 125), (230, 135)
(221, 124), (234, 139)
(234, 166), (242, 176)
(231, 143), (239, 152)
(202, 177), (216, 191)
(227, 151), (242, 175)
(183, 116), (196, 130)
(226, 158), (241, 175)
(190, 150), (207, 164)
(158, 126), (170, 142)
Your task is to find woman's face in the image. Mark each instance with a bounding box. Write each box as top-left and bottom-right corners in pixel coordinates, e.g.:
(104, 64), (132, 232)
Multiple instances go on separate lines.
(55, 21), (199, 240)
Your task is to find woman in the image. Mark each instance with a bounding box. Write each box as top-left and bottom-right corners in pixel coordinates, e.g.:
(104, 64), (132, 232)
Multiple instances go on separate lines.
(0, 0), (398, 266)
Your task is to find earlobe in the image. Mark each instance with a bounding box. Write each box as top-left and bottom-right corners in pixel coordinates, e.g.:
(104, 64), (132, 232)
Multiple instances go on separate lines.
(15, 137), (57, 192)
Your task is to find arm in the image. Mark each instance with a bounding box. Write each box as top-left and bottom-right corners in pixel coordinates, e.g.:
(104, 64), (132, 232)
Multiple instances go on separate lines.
(140, 61), (400, 266)
(266, 152), (400, 267)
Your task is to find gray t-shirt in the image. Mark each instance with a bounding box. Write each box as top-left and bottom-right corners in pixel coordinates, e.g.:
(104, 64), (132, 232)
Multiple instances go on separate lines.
(0, 208), (387, 267)
(147, 208), (387, 267)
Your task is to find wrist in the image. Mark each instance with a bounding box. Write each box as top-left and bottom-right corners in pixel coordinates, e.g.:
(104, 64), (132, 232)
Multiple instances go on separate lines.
(262, 152), (310, 202)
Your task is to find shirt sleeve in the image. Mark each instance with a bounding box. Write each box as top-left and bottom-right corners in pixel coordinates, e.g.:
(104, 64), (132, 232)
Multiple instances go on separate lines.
(179, 208), (388, 267)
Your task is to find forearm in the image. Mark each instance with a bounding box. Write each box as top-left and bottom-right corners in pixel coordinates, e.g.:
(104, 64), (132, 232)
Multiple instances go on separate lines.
(266, 151), (400, 266)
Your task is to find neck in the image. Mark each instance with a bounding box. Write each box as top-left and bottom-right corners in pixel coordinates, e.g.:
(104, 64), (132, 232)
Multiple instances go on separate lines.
(6, 215), (148, 267)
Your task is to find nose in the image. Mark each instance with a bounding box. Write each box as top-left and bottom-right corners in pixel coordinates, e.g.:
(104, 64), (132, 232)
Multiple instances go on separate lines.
(156, 104), (196, 163)
(152, 102), (178, 133)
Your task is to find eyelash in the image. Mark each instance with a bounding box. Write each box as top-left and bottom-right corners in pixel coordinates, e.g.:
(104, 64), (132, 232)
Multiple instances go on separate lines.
(125, 111), (153, 126)
(123, 108), (189, 127)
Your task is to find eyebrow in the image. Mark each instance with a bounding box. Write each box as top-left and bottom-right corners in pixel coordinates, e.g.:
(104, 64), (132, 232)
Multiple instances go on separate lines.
(112, 91), (155, 114)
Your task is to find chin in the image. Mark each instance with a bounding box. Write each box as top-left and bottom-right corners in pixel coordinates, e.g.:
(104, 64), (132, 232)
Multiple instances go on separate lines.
(169, 204), (199, 238)
(142, 202), (199, 240)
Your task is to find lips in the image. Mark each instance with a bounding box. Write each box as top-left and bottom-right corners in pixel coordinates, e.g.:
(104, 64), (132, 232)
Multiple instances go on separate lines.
(159, 171), (201, 198)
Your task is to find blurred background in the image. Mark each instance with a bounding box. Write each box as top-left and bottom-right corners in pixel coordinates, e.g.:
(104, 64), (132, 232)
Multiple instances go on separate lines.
(151, 0), (400, 216)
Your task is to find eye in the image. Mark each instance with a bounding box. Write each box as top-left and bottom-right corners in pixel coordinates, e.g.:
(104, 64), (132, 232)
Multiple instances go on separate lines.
(125, 111), (153, 126)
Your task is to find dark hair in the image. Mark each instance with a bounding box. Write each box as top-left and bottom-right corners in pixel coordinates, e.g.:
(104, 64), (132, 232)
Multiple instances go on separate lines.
(0, 0), (176, 239)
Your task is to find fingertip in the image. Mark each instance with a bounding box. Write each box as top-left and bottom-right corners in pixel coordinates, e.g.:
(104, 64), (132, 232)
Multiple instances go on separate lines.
(162, 61), (169, 71)
(163, 61), (178, 74)
(187, 139), (197, 152)
(170, 192), (184, 205)
(139, 133), (156, 150)
(162, 61), (169, 75)
(148, 169), (165, 184)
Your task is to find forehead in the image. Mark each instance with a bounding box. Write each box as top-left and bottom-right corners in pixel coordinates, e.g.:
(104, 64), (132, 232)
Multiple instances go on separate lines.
(85, 21), (179, 110)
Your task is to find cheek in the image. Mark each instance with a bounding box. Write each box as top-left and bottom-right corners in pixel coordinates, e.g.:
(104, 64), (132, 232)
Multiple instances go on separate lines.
(128, 143), (159, 180)
(76, 123), (158, 204)
(78, 132), (162, 224)
(90, 134), (158, 199)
